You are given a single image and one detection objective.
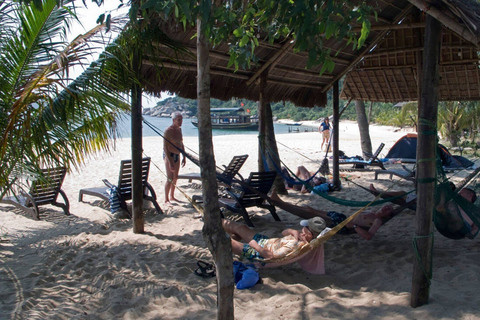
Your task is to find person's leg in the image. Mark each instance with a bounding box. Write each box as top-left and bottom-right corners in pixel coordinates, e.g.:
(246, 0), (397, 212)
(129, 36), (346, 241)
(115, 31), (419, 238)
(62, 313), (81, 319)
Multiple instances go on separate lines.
(230, 238), (245, 256)
(164, 159), (174, 204)
(222, 219), (256, 242)
(270, 190), (332, 223)
(369, 184), (408, 200)
(170, 161), (182, 202)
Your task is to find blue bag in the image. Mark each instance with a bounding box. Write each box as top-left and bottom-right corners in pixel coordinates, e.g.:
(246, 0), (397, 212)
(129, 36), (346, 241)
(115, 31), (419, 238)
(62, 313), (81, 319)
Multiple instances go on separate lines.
(233, 261), (259, 290)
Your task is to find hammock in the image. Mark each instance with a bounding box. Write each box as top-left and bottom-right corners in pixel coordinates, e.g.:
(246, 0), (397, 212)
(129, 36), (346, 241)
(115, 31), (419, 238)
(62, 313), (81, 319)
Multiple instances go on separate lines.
(434, 163), (480, 239)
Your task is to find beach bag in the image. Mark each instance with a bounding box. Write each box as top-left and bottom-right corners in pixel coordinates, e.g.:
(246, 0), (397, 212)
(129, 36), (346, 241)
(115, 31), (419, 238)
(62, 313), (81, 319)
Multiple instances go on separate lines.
(233, 261), (260, 290)
(107, 186), (123, 214)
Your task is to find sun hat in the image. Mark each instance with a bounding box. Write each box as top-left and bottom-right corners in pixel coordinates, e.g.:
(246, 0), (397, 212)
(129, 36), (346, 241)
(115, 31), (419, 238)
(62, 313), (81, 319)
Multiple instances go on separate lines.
(300, 217), (327, 234)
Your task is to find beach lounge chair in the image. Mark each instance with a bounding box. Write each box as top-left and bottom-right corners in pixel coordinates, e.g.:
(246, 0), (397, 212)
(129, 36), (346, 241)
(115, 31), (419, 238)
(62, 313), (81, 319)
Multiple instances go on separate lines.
(0, 167), (70, 220)
(206, 171), (280, 227)
(339, 143), (386, 170)
(78, 157), (163, 215)
(178, 154), (248, 186)
(375, 165), (416, 184)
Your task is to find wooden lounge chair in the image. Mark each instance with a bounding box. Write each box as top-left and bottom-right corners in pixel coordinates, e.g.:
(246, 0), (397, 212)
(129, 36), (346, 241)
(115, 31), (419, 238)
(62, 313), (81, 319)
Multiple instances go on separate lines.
(0, 167), (70, 220)
(375, 165), (416, 184)
(339, 143), (386, 170)
(203, 171), (280, 227)
(178, 154), (248, 185)
(78, 157), (163, 215)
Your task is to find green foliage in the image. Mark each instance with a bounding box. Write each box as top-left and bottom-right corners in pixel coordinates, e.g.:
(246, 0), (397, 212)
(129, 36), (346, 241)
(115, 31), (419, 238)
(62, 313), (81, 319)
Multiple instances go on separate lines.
(0, 0), (129, 198)
(130, 0), (374, 72)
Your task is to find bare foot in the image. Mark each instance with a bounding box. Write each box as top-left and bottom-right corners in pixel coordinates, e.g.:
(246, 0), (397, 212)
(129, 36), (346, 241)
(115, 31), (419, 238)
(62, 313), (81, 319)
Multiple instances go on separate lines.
(171, 197), (183, 203)
(164, 200), (173, 206)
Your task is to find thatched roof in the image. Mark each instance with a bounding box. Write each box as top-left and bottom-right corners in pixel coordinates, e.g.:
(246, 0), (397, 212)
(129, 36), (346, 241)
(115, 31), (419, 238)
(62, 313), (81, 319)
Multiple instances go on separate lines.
(341, 0), (480, 102)
(140, 0), (480, 108)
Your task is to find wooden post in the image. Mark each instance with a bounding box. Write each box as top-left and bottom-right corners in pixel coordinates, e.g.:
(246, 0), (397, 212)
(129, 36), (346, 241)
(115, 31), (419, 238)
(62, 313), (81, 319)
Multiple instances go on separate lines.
(257, 72), (267, 171)
(196, 17), (235, 319)
(411, 14), (441, 308)
(131, 50), (144, 234)
(264, 102), (287, 194)
(332, 80), (340, 189)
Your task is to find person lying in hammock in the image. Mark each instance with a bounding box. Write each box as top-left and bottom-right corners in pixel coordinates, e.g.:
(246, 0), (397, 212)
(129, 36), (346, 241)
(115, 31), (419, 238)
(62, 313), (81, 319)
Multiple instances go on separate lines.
(269, 190), (399, 240)
(370, 183), (479, 239)
(222, 217), (331, 274)
(282, 165), (326, 193)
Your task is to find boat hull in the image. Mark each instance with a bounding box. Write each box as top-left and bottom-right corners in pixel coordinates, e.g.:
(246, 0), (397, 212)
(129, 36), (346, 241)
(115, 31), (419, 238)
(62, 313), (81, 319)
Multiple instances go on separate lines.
(191, 120), (258, 130)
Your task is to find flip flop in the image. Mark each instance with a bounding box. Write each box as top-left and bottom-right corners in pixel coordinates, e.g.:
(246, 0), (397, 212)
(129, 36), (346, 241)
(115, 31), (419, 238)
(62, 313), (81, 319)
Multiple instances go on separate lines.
(194, 260), (216, 278)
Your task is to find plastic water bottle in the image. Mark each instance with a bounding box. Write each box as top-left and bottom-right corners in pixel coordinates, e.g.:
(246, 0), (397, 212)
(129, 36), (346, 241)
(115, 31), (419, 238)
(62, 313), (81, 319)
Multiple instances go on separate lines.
(236, 268), (259, 290)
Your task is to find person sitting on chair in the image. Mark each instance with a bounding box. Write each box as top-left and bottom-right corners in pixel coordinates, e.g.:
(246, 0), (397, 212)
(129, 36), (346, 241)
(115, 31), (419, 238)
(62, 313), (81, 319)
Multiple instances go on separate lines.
(269, 190), (400, 240)
(222, 217), (330, 274)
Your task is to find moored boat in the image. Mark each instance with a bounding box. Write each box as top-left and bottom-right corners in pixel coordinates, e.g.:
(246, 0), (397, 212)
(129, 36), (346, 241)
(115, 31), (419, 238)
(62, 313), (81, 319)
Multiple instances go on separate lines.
(191, 108), (258, 130)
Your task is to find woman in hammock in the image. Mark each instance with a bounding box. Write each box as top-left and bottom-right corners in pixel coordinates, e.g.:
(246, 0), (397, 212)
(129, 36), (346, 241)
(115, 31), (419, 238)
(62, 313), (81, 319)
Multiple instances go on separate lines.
(222, 217), (331, 274)
(269, 190), (398, 240)
(282, 165), (326, 193)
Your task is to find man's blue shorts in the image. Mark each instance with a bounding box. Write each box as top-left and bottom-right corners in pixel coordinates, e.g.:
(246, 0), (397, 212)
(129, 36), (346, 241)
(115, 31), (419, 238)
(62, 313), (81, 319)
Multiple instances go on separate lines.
(242, 234), (269, 261)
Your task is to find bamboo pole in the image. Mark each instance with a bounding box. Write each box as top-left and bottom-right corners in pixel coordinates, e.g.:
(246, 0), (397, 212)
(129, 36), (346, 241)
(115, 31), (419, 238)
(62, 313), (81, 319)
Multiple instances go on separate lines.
(410, 14), (442, 308)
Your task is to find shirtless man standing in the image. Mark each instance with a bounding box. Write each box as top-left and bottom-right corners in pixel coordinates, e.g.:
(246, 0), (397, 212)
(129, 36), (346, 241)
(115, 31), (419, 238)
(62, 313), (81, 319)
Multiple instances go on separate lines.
(163, 112), (186, 204)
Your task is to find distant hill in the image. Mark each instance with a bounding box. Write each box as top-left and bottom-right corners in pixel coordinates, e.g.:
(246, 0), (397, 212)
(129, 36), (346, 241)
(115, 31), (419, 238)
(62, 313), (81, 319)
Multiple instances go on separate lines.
(143, 95), (396, 123)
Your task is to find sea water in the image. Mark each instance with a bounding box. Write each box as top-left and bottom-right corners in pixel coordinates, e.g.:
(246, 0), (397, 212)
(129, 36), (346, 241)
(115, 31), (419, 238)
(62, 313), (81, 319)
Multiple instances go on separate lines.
(116, 114), (310, 138)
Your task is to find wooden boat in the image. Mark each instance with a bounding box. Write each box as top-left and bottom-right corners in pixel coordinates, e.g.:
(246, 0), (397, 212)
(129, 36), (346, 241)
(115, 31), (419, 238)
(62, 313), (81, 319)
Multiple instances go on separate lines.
(191, 107), (259, 130)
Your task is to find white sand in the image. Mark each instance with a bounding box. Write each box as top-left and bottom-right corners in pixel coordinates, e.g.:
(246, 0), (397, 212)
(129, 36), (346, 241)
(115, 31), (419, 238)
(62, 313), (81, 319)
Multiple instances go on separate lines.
(1, 120), (479, 319)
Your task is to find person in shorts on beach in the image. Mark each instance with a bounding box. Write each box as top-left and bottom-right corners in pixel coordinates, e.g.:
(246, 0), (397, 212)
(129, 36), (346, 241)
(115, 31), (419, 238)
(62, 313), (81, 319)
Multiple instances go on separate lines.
(319, 117), (331, 152)
(163, 111), (186, 204)
(222, 217), (329, 260)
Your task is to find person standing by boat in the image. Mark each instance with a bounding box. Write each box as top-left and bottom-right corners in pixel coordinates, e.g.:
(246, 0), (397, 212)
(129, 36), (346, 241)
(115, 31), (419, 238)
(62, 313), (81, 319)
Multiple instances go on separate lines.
(163, 112), (186, 204)
(319, 117), (331, 152)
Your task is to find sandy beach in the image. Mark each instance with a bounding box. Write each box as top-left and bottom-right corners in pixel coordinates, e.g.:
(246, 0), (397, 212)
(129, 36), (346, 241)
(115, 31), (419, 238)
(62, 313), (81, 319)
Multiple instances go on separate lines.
(1, 120), (479, 319)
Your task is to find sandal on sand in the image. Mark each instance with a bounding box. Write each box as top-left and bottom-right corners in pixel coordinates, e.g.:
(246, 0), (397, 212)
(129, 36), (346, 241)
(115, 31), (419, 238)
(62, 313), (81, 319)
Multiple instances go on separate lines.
(194, 260), (216, 278)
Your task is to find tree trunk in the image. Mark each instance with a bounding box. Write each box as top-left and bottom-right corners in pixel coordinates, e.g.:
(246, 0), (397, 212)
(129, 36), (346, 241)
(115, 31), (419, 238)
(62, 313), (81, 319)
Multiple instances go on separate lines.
(355, 100), (373, 159)
(197, 18), (235, 319)
(332, 81), (340, 189)
(411, 14), (441, 308)
(131, 50), (144, 234)
(258, 72), (267, 172)
(265, 103), (287, 194)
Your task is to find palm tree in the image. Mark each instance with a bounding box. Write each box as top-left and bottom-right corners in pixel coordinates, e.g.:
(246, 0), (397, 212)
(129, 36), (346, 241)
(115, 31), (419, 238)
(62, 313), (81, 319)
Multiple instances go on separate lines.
(0, 0), (130, 198)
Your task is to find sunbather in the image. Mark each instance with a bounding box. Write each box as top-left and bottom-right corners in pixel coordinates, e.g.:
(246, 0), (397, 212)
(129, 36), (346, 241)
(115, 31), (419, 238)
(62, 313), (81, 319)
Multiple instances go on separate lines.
(370, 183), (478, 239)
(222, 217), (330, 274)
(269, 190), (400, 240)
(281, 166), (326, 193)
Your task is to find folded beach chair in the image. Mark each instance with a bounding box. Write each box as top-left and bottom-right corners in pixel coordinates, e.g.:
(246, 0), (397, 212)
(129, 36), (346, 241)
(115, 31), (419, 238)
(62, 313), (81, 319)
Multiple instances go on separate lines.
(339, 143), (386, 170)
(375, 165), (416, 184)
(0, 167), (70, 220)
(194, 171), (280, 227)
(178, 154), (248, 186)
(78, 157), (163, 215)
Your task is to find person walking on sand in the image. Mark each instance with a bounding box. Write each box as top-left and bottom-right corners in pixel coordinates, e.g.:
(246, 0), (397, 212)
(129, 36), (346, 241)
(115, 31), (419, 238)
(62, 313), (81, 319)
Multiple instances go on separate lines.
(319, 117), (331, 152)
(163, 111), (186, 204)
